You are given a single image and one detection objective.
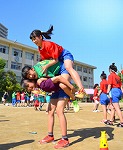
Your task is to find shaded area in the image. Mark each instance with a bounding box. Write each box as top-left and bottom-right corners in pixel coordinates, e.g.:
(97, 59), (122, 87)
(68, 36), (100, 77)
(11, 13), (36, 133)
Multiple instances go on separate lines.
(0, 140), (35, 150)
(67, 126), (114, 146)
(0, 120), (9, 122)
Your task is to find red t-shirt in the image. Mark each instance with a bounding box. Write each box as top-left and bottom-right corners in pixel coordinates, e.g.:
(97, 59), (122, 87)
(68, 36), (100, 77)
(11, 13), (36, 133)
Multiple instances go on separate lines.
(100, 79), (108, 93)
(108, 72), (121, 88)
(38, 40), (64, 60)
(93, 88), (99, 101)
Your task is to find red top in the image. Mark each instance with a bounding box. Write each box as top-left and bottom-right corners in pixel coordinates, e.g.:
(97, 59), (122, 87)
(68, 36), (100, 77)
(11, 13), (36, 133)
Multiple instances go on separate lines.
(93, 88), (99, 101)
(38, 40), (64, 60)
(100, 79), (108, 93)
(93, 88), (98, 97)
(108, 72), (121, 88)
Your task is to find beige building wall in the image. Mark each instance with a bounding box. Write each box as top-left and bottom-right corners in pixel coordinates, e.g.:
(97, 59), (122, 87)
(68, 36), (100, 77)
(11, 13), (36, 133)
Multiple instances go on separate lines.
(0, 37), (96, 89)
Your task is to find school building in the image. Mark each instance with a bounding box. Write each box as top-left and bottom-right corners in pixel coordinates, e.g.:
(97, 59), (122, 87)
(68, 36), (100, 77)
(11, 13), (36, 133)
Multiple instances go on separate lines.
(0, 23), (96, 89)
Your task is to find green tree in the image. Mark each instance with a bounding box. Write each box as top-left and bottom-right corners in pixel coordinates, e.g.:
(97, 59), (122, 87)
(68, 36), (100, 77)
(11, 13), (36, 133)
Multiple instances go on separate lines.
(0, 58), (22, 93)
(118, 72), (123, 82)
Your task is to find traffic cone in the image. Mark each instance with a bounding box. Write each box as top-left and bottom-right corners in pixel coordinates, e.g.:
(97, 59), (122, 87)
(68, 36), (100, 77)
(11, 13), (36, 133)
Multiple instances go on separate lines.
(100, 131), (109, 150)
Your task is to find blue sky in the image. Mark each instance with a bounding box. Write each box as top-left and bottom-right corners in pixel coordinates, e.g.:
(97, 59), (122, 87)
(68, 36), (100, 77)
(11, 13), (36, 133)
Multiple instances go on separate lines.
(1, 0), (123, 84)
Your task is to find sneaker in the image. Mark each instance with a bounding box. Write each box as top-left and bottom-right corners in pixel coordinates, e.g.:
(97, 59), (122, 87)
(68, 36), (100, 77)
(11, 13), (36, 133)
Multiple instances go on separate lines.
(117, 123), (123, 127)
(75, 88), (86, 99)
(100, 119), (107, 124)
(93, 110), (97, 112)
(39, 135), (54, 144)
(72, 100), (80, 112)
(54, 139), (69, 149)
(96, 110), (100, 112)
(105, 120), (114, 126)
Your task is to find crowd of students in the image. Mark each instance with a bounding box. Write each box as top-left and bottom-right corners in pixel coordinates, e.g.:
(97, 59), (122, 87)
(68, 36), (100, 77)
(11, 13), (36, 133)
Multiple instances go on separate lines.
(92, 63), (123, 128)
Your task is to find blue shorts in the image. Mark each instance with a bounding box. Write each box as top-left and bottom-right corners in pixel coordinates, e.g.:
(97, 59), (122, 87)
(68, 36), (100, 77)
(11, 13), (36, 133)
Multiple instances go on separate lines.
(51, 88), (69, 99)
(100, 93), (110, 105)
(58, 49), (74, 75)
(25, 96), (30, 101)
(59, 49), (74, 62)
(111, 88), (122, 103)
(59, 61), (69, 75)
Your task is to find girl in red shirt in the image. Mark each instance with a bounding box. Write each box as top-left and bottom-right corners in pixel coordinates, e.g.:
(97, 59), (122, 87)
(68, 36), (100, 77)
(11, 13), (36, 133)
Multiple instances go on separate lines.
(107, 63), (123, 127)
(98, 71), (110, 123)
(29, 25), (85, 98)
(93, 84), (100, 112)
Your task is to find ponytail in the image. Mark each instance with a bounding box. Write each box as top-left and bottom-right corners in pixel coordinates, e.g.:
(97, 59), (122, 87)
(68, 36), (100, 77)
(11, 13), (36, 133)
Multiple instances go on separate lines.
(30, 25), (53, 40)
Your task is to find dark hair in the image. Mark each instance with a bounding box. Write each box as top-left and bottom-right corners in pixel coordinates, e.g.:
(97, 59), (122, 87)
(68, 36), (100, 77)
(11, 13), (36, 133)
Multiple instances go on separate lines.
(21, 78), (37, 89)
(22, 66), (32, 79)
(100, 71), (107, 79)
(93, 84), (99, 89)
(30, 25), (53, 40)
(109, 63), (117, 72)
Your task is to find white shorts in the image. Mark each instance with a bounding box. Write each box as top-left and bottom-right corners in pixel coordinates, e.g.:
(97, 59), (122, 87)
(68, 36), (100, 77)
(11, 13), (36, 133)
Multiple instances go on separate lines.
(21, 100), (25, 103)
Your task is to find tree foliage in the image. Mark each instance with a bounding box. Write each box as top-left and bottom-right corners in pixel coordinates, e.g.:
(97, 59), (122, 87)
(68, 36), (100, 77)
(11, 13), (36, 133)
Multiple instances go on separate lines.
(0, 58), (22, 93)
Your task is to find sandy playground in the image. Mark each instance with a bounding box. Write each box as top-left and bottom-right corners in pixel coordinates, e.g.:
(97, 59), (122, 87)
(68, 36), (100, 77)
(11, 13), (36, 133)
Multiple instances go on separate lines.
(0, 102), (123, 150)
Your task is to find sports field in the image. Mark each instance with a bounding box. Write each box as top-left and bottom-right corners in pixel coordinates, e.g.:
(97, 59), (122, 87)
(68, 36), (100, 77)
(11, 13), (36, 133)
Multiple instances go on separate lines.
(0, 102), (123, 150)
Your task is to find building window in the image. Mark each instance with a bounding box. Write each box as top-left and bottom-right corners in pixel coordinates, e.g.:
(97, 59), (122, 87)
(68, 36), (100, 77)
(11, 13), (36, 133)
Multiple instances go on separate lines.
(12, 48), (22, 57)
(73, 64), (76, 70)
(36, 54), (41, 61)
(88, 68), (92, 74)
(83, 76), (87, 82)
(83, 68), (87, 73)
(24, 64), (32, 68)
(16, 76), (21, 83)
(11, 62), (22, 70)
(25, 52), (34, 60)
(89, 77), (93, 83)
(77, 66), (82, 72)
(0, 45), (9, 54)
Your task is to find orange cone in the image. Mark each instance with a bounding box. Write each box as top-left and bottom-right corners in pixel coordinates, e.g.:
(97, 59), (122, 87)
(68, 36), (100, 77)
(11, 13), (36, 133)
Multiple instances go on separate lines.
(100, 131), (109, 150)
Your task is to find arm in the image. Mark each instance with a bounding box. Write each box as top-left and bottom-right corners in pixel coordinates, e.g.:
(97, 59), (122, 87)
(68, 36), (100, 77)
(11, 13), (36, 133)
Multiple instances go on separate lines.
(107, 84), (111, 94)
(42, 59), (58, 74)
(98, 89), (102, 97)
(37, 78), (48, 86)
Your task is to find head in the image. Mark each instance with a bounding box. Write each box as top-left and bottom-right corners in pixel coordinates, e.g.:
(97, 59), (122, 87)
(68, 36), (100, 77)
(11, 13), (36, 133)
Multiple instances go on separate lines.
(21, 78), (37, 92)
(30, 25), (53, 46)
(100, 71), (107, 80)
(22, 66), (38, 79)
(93, 83), (99, 89)
(109, 63), (117, 73)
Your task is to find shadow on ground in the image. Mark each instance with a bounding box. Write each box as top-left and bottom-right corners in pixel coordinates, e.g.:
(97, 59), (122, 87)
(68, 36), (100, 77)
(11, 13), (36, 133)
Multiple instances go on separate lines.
(0, 140), (35, 150)
(67, 126), (114, 146)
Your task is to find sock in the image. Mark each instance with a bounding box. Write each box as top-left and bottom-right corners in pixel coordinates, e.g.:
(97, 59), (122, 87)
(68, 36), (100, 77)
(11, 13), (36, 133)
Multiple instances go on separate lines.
(62, 135), (68, 141)
(48, 132), (53, 137)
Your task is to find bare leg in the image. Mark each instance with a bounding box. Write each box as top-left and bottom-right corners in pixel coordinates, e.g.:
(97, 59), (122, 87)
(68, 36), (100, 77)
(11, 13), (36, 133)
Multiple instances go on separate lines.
(64, 59), (83, 90)
(51, 75), (75, 93)
(101, 105), (108, 121)
(55, 98), (68, 136)
(112, 103), (123, 123)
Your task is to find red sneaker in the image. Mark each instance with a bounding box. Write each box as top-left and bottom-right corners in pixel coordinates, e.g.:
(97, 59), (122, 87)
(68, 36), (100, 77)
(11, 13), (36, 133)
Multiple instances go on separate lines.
(54, 139), (69, 149)
(39, 135), (54, 144)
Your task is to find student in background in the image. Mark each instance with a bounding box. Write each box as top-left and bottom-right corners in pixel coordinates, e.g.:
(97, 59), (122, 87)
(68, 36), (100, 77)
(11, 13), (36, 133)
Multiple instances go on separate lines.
(93, 84), (100, 112)
(98, 71), (110, 123)
(106, 63), (123, 127)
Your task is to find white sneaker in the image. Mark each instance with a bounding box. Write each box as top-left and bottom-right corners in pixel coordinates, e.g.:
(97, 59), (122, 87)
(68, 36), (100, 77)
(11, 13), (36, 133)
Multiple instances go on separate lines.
(96, 110), (100, 112)
(93, 110), (97, 112)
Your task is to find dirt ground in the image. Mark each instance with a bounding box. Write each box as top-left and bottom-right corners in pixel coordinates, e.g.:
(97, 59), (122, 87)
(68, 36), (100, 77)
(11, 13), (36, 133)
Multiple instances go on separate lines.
(0, 102), (123, 150)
